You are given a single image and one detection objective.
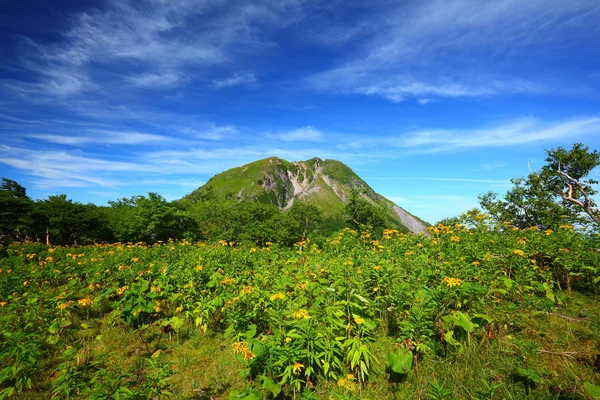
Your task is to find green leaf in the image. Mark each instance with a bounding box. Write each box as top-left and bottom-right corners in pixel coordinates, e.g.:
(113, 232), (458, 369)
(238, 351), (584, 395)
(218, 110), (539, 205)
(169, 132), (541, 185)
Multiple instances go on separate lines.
(542, 282), (555, 303)
(585, 382), (600, 399)
(452, 312), (478, 333)
(260, 376), (281, 397)
(245, 324), (257, 339)
(48, 321), (60, 334)
(387, 348), (413, 374)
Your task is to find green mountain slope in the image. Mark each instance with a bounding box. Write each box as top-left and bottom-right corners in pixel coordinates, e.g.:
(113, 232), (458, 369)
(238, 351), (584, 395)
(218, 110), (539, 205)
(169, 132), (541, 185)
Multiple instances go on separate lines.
(186, 157), (428, 234)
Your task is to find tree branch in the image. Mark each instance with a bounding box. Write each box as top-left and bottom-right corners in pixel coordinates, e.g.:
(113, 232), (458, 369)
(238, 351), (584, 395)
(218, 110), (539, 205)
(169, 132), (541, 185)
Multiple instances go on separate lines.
(557, 164), (600, 224)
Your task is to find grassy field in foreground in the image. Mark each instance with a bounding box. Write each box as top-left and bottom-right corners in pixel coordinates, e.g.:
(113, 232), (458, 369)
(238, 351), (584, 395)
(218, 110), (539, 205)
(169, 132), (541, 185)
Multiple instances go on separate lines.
(1, 220), (599, 399)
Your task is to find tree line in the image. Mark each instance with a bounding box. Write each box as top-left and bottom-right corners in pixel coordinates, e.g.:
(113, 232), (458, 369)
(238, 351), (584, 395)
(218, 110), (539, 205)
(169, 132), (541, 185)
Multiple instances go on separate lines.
(1, 143), (599, 246)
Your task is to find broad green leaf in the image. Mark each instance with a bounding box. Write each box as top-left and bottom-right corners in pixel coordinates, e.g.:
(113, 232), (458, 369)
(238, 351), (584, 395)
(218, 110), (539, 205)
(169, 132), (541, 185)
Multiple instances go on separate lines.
(387, 348), (413, 374)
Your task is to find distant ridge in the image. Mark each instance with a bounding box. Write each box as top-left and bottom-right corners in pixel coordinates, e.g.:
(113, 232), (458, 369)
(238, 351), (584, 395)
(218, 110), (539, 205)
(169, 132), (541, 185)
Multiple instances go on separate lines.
(186, 157), (428, 234)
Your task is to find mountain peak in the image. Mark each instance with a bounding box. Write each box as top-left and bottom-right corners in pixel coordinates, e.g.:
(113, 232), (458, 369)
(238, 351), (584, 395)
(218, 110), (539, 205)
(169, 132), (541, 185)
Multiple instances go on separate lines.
(187, 157), (427, 234)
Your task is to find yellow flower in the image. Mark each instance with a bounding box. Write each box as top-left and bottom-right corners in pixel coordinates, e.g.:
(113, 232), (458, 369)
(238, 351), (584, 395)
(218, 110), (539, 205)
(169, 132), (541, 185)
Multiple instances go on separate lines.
(373, 265), (382, 271)
(195, 265), (203, 272)
(450, 236), (460, 242)
(292, 362), (304, 375)
(404, 251), (415, 256)
(176, 306), (183, 312)
(151, 350), (161, 358)
(0, 302), (8, 307)
(48, 248), (55, 253)
(544, 229), (553, 236)
(471, 261), (480, 266)
(517, 237), (527, 245)
(270, 292), (286, 301)
(23, 281), (29, 286)
(153, 304), (162, 313)
(285, 337), (292, 343)
(78, 298), (93, 307)
(242, 349), (255, 360)
(57, 301), (73, 310)
(220, 276), (234, 285)
(558, 248), (570, 253)
(241, 286), (254, 295)
(443, 277), (462, 287)
(232, 341), (247, 354)
(559, 224), (574, 230)
(354, 316), (365, 325)
(293, 309), (309, 319)
(132, 257), (139, 262)
(513, 249), (525, 256)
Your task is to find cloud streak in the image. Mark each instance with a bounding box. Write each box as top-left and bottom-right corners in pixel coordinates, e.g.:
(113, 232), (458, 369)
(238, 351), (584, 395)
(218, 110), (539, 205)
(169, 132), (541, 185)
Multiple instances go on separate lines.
(392, 117), (600, 152)
(307, 0), (600, 102)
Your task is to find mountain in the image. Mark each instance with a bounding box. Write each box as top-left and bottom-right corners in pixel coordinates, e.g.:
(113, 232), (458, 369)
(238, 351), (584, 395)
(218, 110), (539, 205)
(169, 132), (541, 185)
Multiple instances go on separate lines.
(186, 157), (428, 234)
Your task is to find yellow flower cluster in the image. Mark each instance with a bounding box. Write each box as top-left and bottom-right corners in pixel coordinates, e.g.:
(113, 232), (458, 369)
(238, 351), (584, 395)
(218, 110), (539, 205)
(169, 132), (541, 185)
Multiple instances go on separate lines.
(78, 298), (93, 307)
(232, 341), (255, 360)
(559, 224), (574, 230)
(426, 224), (454, 235)
(241, 286), (254, 295)
(513, 249), (525, 256)
(450, 236), (460, 242)
(443, 277), (462, 287)
(292, 309), (309, 319)
(270, 292), (286, 301)
(116, 285), (129, 296)
(517, 237), (527, 245)
(57, 301), (73, 310)
(219, 276), (234, 285)
(337, 374), (358, 392)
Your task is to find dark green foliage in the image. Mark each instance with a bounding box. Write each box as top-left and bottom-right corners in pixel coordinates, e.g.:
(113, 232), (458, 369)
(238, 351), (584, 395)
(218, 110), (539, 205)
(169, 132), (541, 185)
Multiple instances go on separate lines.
(0, 179), (33, 242)
(479, 143), (600, 229)
(38, 195), (109, 245)
(107, 193), (198, 243)
(344, 189), (387, 231)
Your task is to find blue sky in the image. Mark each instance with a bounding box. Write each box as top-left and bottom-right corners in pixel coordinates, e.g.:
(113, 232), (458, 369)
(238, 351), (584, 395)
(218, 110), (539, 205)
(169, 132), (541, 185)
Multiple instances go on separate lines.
(1, 0), (600, 223)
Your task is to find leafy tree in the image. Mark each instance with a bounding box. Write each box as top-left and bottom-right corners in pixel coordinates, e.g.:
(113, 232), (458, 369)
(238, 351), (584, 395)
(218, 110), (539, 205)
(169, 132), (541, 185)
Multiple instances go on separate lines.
(344, 189), (387, 231)
(107, 194), (197, 243)
(38, 195), (106, 245)
(0, 178), (33, 242)
(480, 143), (600, 229)
(287, 202), (323, 242)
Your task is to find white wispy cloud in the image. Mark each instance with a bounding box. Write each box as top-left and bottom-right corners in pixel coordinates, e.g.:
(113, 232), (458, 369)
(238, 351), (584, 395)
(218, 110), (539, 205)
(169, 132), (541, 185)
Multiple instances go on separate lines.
(0, 145), (157, 188)
(175, 123), (239, 140)
(307, 0), (600, 102)
(277, 126), (323, 142)
(212, 72), (257, 88)
(26, 131), (170, 145)
(5, 0), (306, 98)
(392, 116), (600, 153)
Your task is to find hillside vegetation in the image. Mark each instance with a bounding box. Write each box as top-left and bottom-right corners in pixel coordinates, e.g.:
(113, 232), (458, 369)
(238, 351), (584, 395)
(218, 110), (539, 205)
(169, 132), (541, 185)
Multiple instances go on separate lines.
(186, 157), (427, 235)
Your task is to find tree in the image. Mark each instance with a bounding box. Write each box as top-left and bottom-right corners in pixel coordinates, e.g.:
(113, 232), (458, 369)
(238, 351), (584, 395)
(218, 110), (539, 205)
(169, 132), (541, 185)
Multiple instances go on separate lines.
(287, 202), (323, 242)
(344, 189), (387, 231)
(480, 143), (600, 229)
(0, 178), (33, 242)
(38, 195), (106, 245)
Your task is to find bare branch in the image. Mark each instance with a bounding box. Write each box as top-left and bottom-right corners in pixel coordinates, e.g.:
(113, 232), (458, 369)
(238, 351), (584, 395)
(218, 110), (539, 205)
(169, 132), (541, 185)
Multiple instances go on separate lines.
(556, 165), (600, 224)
